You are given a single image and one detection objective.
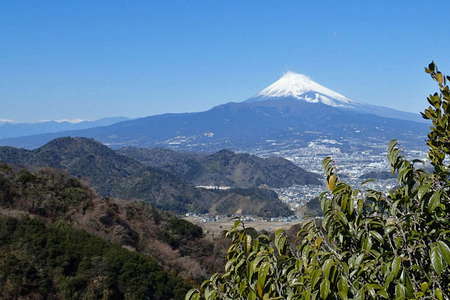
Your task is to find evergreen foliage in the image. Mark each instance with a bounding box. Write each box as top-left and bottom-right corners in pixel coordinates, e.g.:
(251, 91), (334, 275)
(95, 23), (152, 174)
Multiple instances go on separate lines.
(186, 63), (450, 299)
(0, 138), (293, 217)
(0, 162), (227, 286)
(117, 147), (321, 188)
(0, 216), (190, 299)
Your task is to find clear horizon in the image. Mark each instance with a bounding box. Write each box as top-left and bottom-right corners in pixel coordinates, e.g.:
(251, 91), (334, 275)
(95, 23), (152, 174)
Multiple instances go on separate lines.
(2, 1), (450, 122)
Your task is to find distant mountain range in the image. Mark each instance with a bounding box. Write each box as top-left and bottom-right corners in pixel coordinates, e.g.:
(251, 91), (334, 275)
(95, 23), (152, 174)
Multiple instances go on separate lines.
(0, 72), (428, 151)
(117, 147), (321, 188)
(0, 117), (128, 139)
(0, 137), (316, 217)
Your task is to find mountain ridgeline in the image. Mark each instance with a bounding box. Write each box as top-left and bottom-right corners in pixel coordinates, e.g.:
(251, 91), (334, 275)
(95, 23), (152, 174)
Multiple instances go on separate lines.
(0, 72), (427, 152)
(117, 147), (321, 188)
(0, 137), (308, 217)
(0, 100), (428, 152)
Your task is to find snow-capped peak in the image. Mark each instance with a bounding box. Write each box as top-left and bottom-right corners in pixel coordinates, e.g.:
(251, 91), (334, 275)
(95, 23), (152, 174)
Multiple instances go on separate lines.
(256, 71), (354, 107)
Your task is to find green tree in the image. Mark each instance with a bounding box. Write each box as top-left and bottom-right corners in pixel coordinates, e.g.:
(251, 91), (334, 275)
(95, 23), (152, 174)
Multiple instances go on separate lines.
(186, 63), (450, 300)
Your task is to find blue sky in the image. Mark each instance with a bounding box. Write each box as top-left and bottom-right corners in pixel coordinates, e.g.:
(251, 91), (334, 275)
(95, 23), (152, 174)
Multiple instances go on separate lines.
(1, 1), (450, 122)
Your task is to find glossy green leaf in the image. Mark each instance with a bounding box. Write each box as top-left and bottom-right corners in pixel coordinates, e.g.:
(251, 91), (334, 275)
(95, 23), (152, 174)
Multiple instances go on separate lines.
(428, 191), (441, 212)
(431, 246), (444, 274)
(185, 289), (200, 300)
(417, 183), (431, 200)
(274, 229), (286, 254)
(319, 279), (330, 300)
(391, 257), (402, 279)
(337, 277), (349, 300)
(257, 262), (270, 294)
(420, 282), (429, 293)
(435, 288), (444, 300)
(322, 258), (334, 279)
(395, 283), (405, 300)
(437, 240), (450, 265)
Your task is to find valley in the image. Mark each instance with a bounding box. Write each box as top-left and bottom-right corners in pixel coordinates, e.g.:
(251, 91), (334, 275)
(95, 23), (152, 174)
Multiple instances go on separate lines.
(3, 2), (449, 298)
(259, 138), (427, 211)
(184, 215), (300, 237)
(0, 71), (430, 222)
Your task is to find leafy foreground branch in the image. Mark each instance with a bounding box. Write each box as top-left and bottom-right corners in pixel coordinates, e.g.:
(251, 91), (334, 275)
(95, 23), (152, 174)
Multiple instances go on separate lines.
(186, 63), (450, 300)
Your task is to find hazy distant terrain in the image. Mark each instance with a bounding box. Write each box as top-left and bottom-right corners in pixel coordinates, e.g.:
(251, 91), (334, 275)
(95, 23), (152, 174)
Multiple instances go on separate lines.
(0, 100), (428, 152)
(0, 73), (427, 153)
(0, 117), (128, 139)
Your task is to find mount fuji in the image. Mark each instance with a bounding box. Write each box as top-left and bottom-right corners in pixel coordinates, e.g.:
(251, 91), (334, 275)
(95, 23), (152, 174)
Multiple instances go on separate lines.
(249, 71), (354, 107)
(0, 72), (428, 151)
(247, 71), (423, 123)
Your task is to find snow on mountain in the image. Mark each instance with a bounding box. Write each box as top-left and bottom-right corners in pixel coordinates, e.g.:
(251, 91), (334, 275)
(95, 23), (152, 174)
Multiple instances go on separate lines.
(52, 119), (85, 123)
(255, 71), (354, 107)
(248, 71), (424, 123)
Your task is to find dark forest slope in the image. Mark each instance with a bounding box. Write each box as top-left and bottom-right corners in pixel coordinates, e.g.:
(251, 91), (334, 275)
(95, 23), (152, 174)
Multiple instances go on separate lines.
(0, 137), (293, 217)
(0, 163), (227, 286)
(117, 147), (321, 188)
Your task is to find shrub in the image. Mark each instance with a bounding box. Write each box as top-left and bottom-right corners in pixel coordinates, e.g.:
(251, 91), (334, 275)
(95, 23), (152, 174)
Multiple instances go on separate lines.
(186, 63), (450, 299)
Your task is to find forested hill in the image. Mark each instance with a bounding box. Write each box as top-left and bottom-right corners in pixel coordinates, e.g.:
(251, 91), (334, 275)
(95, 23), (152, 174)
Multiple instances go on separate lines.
(117, 147), (321, 188)
(0, 217), (189, 299)
(0, 137), (293, 217)
(0, 162), (230, 298)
